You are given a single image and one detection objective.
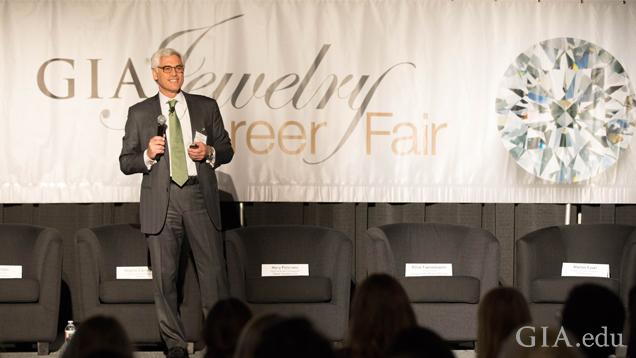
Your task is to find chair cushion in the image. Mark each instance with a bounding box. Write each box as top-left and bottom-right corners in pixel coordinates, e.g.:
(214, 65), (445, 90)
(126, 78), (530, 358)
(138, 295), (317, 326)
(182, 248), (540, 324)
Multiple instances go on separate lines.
(100, 280), (155, 303)
(530, 276), (620, 303)
(0, 279), (39, 303)
(400, 276), (481, 303)
(246, 277), (332, 303)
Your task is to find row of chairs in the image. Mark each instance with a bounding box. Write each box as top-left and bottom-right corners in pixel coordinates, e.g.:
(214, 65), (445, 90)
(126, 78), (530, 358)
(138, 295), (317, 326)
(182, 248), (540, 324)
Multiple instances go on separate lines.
(1, 222), (635, 354)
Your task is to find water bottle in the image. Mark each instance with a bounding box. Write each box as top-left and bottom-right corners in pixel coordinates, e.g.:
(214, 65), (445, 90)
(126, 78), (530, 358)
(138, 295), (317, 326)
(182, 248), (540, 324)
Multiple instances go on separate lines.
(64, 320), (76, 342)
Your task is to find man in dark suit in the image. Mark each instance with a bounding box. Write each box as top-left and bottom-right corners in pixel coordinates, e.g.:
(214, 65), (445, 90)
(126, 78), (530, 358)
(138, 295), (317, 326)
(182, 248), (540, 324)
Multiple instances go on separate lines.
(119, 48), (233, 358)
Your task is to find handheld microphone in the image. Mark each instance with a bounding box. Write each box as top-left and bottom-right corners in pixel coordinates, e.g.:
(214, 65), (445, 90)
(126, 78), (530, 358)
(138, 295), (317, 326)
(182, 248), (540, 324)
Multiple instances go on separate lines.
(157, 115), (167, 137)
(155, 115), (167, 160)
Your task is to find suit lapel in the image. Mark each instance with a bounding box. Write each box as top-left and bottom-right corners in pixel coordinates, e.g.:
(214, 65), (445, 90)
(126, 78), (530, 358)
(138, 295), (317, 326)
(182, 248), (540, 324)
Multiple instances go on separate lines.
(183, 92), (203, 172)
(144, 94), (162, 138)
(184, 92), (203, 140)
(146, 94), (171, 167)
(150, 94), (162, 117)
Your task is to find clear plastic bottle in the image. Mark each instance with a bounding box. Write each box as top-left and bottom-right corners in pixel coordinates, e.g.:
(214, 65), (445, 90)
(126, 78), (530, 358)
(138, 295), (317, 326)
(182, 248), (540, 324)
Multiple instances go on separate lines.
(64, 320), (76, 342)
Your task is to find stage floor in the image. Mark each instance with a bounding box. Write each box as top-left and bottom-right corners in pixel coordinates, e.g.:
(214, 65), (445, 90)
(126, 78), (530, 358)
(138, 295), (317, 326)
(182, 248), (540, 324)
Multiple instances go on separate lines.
(0, 350), (479, 358)
(1, 346), (628, 357)
(0, 352), (476, 358)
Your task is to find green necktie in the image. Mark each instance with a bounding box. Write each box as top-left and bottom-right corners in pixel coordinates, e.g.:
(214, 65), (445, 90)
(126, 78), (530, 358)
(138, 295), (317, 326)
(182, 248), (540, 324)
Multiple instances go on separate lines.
(168, 99), (188, 186)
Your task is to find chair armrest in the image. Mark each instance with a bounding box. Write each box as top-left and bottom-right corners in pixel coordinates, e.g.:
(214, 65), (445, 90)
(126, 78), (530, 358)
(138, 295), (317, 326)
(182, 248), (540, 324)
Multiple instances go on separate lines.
(225, 230), (248, 300)
(620, 232), (636, 303)
(33, 228), (63, 310)
(479, 235), (500, 297)
(32, 228), (62, 281)
(74, 228), (103, 318)
(330, 235), (352, 307)
(366, 228), (396, 276)
(516, 226), (564, 299)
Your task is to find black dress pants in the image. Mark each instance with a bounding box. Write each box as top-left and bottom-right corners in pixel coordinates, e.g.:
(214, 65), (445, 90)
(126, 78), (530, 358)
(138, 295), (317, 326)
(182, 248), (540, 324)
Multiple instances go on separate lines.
(146, 181), (228, 349)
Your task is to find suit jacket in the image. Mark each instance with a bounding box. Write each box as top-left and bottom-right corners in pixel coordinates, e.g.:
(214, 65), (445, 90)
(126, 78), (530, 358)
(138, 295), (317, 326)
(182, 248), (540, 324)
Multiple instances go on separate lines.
(119, 92), (233, 234)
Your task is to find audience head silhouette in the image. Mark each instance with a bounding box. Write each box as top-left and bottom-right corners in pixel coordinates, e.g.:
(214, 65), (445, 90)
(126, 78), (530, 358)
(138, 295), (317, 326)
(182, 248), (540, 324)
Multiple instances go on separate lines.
(626, 285), (636, 358)
(347, 273), (416, 358)
(498, 325), (583, 358)
(561, 283), (625, 358)
(233, 313), (283, 358)
(203, 298), (252, 358)
(386, 325), (454, 358)
(253, 317), (335, 358)
(477, 287), (531, 358)
(61, 315), (133, 358)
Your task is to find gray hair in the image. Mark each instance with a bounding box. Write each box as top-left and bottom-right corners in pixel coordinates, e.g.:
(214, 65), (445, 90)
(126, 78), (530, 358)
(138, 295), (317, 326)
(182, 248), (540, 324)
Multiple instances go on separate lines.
(150, 48), (182, 68)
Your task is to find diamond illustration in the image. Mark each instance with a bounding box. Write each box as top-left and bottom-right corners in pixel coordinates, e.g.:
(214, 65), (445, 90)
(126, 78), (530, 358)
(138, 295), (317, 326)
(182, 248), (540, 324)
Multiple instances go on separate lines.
(496, 38), (636, 183)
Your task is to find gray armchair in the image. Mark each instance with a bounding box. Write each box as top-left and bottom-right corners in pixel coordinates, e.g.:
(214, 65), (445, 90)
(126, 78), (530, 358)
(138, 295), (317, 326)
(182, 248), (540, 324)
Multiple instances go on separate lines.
(366, 223), (500, 341)
(516, 224), (636, 326)
(74, 224), (202, 349)
(225, 225), (352, 341)
(0, 224), (63, 355)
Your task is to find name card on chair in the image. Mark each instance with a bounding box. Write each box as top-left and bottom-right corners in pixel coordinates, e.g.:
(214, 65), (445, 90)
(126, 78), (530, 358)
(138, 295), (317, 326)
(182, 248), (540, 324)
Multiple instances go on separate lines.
(0, 265), (22, 279)
(261, 264), (309, 277)
(561, 263), (609, 278)
(116, 266), (153, 280)
(405, 263), (452, 277)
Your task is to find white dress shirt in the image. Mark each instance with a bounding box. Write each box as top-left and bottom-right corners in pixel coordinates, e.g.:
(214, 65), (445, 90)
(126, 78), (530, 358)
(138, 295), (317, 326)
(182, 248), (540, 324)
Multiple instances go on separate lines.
(144, 91), (215, 172)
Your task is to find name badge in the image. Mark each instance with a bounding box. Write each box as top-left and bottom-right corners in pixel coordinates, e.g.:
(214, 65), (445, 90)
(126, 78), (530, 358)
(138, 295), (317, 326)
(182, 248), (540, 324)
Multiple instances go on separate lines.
(194, 131), (207, 144)
(405, 263), (452, 277)
(116, 266), (153, 280)
(261, 264), (309, 277)
(561, 262), (609, 278)
(0, 265), (22, 279)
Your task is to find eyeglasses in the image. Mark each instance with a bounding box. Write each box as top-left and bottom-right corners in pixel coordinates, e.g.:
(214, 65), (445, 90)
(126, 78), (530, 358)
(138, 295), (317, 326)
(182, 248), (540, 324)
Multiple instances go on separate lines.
(157, 65), (185, 74)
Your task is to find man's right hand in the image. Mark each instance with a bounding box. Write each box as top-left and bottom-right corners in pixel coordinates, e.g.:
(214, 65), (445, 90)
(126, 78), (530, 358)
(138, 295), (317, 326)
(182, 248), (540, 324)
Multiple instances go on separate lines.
(147, 136), (166, 159)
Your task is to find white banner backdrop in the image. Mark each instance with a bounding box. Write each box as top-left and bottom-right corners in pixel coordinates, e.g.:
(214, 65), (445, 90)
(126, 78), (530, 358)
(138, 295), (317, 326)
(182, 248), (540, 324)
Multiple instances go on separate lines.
(1, 0), (635, 203)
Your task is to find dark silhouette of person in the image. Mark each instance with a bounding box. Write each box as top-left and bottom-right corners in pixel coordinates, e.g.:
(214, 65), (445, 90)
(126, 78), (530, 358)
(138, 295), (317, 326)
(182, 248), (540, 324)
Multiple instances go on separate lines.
(340, 273), (417, 358)
(477, 287), (531, 358)
(203, 298), (252, 358)
(254, 317), (335, 358)
(61, 315), (133, 358)
(561, 283), (625, 358)
(234, 313), (284, 358)
(386, 325), (454, 358)
(627, 285), (636, 358)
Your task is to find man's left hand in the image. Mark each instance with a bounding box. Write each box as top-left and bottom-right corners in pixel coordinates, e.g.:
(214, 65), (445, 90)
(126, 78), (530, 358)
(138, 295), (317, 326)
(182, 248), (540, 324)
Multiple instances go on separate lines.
(187, 141), (208, 161)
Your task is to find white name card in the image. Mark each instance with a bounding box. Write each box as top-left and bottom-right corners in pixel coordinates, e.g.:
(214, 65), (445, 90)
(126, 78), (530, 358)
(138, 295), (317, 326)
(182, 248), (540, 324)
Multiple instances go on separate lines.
(261, 264), (309, 277)
(405, 263), (452, 277)
(561, 263), (610, 278)
(116, 266), (153, 280)
(0, 265), (22, 279)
